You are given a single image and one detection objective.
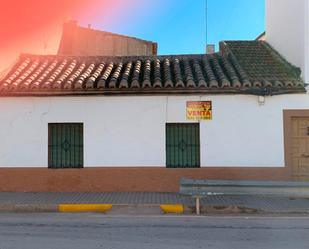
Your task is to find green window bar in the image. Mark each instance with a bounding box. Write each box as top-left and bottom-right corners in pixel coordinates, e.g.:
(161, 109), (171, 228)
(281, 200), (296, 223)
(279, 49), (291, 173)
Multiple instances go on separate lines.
(48, 123), (83, 169)
(166, 123), (200, 168)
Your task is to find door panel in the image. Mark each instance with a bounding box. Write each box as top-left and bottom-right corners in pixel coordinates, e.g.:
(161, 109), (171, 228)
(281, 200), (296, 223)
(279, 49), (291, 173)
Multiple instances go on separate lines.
(291, 118), (309, 179)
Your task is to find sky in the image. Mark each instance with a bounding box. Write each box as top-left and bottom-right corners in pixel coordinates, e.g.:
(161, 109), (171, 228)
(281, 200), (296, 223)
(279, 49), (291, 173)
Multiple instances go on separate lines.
(0, 0), (265, 73)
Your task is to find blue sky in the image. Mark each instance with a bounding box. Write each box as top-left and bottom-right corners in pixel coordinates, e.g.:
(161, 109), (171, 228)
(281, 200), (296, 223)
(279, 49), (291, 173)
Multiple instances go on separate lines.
(79, 0), (265, 55)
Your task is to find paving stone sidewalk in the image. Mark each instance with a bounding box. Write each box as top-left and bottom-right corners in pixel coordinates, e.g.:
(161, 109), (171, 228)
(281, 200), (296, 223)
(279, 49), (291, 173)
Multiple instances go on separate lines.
(0, 192), (309, 213)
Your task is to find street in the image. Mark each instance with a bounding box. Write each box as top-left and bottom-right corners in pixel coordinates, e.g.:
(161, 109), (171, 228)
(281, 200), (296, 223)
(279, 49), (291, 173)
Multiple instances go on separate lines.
(0, 214), (309, 249)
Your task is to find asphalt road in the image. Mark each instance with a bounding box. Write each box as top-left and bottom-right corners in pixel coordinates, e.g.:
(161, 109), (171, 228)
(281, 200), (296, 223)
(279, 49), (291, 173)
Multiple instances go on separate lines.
(0, 214), (309, 249)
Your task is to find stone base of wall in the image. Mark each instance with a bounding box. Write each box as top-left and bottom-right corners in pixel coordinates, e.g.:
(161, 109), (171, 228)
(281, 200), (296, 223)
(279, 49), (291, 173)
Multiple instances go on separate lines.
(0, 167), (293, 192)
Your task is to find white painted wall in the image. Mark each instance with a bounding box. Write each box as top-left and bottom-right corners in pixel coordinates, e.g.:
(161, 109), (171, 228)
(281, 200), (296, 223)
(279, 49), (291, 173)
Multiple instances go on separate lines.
(266, 0), (309, 82)
(0, 94), (309, 168)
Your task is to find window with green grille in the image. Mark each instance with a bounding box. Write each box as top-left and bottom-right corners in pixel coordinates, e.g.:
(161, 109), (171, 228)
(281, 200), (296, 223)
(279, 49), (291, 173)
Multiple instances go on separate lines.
(166, 123), (200, 168)
(48, 123), (83, 169)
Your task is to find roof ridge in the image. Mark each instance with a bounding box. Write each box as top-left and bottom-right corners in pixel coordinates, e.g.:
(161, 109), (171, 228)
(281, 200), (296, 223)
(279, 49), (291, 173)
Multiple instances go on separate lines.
(261, 41), (302, 79)
(18, 53), (221, 62)
(220, 40), (303, 84)
(218, 41), (251, 83)
(77, 26), (157, 44)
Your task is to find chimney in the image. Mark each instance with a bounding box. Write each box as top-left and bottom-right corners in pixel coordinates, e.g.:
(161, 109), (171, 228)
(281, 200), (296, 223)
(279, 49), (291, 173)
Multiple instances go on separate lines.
(206, 44), (215, 54)
(57, 20), (78, 55)
(266, 0), (309, 82)
(67, 20), (78, 28)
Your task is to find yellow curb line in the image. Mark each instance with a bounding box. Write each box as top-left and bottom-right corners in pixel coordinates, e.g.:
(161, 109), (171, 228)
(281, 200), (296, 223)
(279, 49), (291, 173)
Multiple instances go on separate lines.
(160, 204), (184, 214)
(58, 204), (113, 213)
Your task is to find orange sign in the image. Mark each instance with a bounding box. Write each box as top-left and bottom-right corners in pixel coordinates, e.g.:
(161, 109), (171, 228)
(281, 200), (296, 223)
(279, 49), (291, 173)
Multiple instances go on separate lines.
(186, 101), (212, 120)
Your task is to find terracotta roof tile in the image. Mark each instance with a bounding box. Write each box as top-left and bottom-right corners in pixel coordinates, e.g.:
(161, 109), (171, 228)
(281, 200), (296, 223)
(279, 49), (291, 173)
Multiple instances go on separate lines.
(0, 41), (305, 96)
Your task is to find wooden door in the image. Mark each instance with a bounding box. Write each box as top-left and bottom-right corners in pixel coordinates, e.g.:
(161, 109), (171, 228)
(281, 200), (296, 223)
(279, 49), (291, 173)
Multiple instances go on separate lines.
(292, 117), (309, 179)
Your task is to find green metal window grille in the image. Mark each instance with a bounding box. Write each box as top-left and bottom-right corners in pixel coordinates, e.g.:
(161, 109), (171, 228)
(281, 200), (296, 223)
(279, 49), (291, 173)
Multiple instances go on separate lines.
(48, 123), (83, 169)
(166, 123), (200, 168)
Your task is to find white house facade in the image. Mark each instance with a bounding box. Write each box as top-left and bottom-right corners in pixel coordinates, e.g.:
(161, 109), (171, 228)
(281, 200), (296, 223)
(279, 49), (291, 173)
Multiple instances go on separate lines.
(0, 39), (308, 192)
(0, 94), (309, 168)
(0, 0), (309, 192)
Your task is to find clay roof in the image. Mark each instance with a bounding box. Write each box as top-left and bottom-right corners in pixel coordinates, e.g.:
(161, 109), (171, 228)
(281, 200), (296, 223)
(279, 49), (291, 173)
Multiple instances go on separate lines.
(0, 41), (305, 96)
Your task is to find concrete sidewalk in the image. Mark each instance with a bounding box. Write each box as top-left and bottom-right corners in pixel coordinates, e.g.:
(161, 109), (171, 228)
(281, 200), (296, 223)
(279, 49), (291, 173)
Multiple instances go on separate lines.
(0, 192), (309, 214)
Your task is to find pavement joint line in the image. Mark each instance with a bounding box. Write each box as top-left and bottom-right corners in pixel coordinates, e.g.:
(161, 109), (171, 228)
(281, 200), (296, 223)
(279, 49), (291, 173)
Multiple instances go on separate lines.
(110, 204), (161, 207)
(102, 214), (309, 218)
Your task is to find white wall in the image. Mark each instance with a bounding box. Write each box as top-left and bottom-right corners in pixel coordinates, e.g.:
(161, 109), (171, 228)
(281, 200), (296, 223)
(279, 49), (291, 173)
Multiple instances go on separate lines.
(266, 0), (309, 82)
(0, 94), (309, 168)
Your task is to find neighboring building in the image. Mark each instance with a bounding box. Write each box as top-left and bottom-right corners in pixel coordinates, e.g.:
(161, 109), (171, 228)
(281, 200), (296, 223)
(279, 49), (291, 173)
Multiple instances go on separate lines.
(266, 0), (309, 82)
(57, 20), (157, 56)
(0, 0), (308, 192)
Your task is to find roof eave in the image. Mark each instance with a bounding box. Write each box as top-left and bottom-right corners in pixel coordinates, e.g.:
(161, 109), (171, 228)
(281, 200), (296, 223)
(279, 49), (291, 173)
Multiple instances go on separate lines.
(0, 87), (305, 97)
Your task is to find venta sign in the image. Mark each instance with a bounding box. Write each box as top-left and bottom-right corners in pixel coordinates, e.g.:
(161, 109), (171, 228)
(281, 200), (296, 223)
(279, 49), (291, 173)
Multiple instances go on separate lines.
(186, 101), (212, 120)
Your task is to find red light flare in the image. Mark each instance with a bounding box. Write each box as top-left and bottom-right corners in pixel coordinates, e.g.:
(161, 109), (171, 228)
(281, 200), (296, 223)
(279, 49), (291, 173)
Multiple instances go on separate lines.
(0, 0), (101, 72)
(0, 0), (137, 73)
(0, 0), (91, 45)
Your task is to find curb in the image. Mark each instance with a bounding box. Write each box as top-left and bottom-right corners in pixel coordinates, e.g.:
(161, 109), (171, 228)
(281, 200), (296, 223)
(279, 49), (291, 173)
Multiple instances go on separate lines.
(0, 203), (185, 214)
(0, 204), (58, 213)
(58, 204), (113, 213)
(1, 203), (309, 215)
(160, 204), (184, 214)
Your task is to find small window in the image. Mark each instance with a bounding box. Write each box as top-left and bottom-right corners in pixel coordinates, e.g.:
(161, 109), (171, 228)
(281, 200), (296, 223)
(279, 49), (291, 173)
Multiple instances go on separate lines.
(166, 123), (200, 168)
(48, 123), (83, 169)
